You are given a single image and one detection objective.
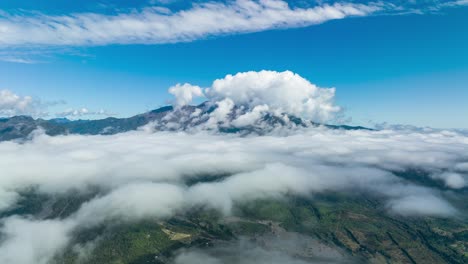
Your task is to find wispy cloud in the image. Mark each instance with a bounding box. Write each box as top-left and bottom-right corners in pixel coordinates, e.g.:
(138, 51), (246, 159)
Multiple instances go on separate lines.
(442, 0), (468, 7)
(56, 108), (113, 118)
(0, 0), (383, 47)
(0, 57), (39, 64)
(0, 0), (465, 62)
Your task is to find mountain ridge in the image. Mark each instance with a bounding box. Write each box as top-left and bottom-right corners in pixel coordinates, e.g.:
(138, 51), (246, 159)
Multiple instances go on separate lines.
(0, 103), (370, 141)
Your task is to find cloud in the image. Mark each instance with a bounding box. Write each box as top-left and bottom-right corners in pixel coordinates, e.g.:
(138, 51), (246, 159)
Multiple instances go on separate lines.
(0, 89), (47, 117)
(440, 0), (468, 7)
(0, 126), (466, 263)
(205, 98), (236, 128)
(433, 172), (466, 189)
(387, 195), (458, 217)
(0, 128), (465, 214)
(0, 57), (39, 64)
(0, 0), (465, 59)
(55, 108), (112, 118)
(0, 1), (382, 47)
(206, 70), (341, 123)
(168, 83), (204, 108)
(73, 183), (186, 227)
(172, 235), (347, 264)
(231, 104), (270, 127)
(167, 70), (341, 126)
(0, 217), (73, 264)
(0, 89), (112, 118)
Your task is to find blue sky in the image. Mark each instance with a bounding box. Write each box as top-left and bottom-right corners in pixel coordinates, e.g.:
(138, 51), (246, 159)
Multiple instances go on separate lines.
(0, 0), (467, 128)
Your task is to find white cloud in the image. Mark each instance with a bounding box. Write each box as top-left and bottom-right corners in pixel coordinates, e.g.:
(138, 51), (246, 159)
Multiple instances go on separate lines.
(0, 0), (382, 47)
(167, 70), (342, 127)
(73, 183), (186, 227)
(0, 119), (467, 263)
(206, 98), (235, 128)
(455, 162), (468, 171)
(0, 217), (73, 264)
(387, 195), (457, 217)
(0, 57), (38, 64)
(168, 83), (204, 108)
(0, 89), (46, 117)
(0, 128), (465, 215)
(434, 172), (466, 189)
(0, 89), (111, 118)
(206, 70), (341, 123)
(232, 104), (269, 127)
(56, 108), (111, 118)
(0, 0), (465, 55)
(441, 0), (468, 7)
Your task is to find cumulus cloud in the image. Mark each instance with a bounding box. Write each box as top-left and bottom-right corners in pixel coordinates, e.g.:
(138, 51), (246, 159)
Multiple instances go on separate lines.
(231, 104), (270, 127)
(168, 83), (204, 108)
(0, 89), (46, 117)
(0, 1), (382, 47)
(0, 89), (112, 119)
(168, 70), (341, 126)
(205, 98), (236, 128)
(207, 70), (341, 122)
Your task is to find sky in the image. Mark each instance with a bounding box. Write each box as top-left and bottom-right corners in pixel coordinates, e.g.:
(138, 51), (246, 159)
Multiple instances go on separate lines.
(0, 0), (467, 128)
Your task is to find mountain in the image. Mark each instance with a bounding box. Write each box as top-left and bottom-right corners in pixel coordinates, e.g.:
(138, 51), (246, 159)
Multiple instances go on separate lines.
(0, 103), (369, 141)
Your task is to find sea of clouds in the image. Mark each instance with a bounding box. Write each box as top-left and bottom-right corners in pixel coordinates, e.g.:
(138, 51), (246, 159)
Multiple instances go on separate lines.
(0, 70), (467, 264)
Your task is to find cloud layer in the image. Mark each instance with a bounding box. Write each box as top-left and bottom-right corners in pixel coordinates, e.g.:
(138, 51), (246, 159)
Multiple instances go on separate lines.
(0, 124), (467, 263)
